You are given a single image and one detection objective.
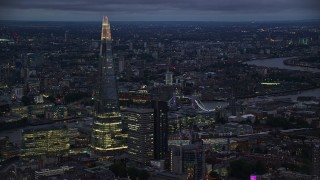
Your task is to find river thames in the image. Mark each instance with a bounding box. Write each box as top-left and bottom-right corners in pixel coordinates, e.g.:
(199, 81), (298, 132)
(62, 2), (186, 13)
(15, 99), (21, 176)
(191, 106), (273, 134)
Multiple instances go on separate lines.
(245, 57), (320, 73)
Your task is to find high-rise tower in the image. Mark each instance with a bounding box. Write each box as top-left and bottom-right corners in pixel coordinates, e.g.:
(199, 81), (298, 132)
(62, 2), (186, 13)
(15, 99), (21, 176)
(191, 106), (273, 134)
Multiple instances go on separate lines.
(91, 16), (127, 155)
(165, 58), (173, 85)
(153, 100), (169, 160)
(125, 101), (169, 165)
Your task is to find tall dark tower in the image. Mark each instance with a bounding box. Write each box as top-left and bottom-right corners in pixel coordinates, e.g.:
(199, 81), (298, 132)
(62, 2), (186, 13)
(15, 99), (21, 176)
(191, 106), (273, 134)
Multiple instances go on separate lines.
(91, 16), (127, 156)
(154, 100), (169, 160)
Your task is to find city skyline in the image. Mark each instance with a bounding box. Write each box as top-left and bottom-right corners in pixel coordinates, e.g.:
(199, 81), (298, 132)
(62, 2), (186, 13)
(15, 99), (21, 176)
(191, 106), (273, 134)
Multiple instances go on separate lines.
(1, 6), (320, 178)
(0, 0), (320, 22)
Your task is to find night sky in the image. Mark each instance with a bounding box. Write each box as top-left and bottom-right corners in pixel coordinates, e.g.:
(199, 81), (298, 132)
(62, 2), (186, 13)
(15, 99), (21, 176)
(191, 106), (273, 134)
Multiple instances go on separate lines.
(0, 0), (319, 21)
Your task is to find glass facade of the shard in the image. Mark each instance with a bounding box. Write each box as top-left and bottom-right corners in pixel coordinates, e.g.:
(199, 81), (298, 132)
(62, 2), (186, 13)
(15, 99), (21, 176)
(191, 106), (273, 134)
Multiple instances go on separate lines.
(91, 16), (127, 155)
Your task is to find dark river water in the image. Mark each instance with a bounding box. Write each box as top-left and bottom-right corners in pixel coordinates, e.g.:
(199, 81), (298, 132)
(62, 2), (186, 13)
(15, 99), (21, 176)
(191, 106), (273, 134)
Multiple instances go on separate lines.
(245, 57), (320, 73)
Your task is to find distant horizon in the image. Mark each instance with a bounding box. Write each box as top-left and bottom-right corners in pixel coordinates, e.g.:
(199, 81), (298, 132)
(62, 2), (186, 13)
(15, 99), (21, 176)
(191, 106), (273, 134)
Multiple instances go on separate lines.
(1, 19), (320, 23)
(1, 0), (319, 23)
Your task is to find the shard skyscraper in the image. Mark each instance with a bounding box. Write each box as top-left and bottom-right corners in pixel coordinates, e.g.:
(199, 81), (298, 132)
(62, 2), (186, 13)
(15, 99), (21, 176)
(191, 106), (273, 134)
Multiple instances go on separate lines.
(91, 16), (127, 156)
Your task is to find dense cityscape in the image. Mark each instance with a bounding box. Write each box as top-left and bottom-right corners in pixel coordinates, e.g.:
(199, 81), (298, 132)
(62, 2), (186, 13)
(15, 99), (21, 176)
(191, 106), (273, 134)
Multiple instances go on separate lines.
(0, 15), (320, 180)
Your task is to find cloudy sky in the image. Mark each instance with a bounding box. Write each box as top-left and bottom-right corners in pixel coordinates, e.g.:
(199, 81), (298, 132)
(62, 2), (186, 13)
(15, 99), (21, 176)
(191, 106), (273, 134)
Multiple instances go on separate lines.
(0, 0), (319, 21)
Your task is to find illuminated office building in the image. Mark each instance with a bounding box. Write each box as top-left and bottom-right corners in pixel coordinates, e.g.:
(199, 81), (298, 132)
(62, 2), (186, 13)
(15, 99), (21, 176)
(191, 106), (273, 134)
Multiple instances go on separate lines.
(45, 105), (68, 120)
(126, 108), (154, 165)
(22, 126), (70, 157)
(91, 16), (127, 155)
(126, 101), (168, 165)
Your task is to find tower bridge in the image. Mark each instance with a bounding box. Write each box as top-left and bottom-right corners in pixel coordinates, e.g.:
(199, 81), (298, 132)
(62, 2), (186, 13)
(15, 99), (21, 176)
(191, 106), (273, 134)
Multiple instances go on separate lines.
(168, 92), (216, 112)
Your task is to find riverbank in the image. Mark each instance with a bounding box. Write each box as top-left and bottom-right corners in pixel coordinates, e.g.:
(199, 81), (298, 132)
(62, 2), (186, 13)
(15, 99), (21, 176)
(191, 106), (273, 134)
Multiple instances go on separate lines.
(28, 116), (81, 126)
(0, 116), (82, 133)
(0, 118), (27, 131)
(245, 57), (320, 73)
(283, 59), (320, 70)
(237, 86), (320, 100)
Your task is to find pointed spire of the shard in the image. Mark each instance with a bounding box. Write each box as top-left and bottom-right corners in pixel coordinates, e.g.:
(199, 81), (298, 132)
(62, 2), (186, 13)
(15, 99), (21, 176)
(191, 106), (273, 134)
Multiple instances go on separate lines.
(91, 16), (127, 155)
(101, 16), (111, 41)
